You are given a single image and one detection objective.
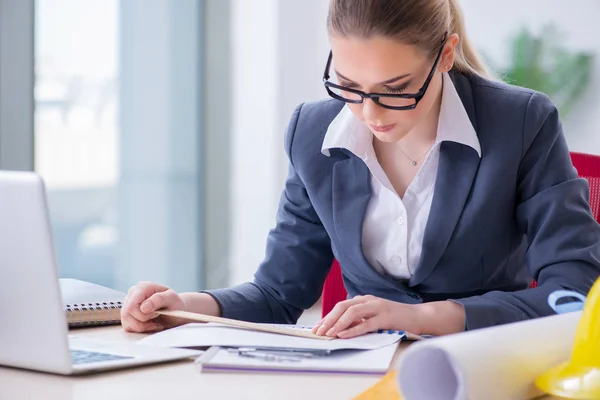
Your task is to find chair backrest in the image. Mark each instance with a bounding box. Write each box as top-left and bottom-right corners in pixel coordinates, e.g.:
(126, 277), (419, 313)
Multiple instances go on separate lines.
(571, 151), (600, 222)
(322, 259), (346, 318)
(321, 152), (600, 317)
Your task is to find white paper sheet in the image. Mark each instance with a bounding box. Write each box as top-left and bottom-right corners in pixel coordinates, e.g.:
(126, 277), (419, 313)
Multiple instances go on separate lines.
(137, 322), (403, 351)
(396, 311), (581, 400)
(198, 342), (399, 375)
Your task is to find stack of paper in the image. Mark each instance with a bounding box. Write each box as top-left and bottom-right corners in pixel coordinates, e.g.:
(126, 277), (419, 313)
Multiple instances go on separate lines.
(138, 323), (403, 351)
(197, 343), (399, 375)
(138, 323), (405, 375)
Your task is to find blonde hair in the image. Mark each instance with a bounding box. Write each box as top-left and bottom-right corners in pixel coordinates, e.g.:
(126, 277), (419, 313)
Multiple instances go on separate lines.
(327, 0), (493, 78)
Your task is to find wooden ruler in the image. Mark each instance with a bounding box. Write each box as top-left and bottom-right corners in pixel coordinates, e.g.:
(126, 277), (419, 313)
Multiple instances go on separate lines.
(156, 309), (334, 341)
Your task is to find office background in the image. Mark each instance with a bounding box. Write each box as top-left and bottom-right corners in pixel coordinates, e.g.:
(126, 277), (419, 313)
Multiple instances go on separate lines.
(0, 0), (598, 294)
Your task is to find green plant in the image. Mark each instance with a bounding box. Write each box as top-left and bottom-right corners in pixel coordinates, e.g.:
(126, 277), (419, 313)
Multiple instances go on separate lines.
(490, 24), (594, 118)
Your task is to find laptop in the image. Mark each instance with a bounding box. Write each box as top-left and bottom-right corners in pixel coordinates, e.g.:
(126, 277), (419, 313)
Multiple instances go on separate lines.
(0, 171), (201, 375)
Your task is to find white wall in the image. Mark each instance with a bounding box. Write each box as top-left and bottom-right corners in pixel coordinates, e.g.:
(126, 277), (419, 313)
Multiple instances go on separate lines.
(228, 0), (330, 285)
(226, 0), (600, 286)
(460, 0), (600, 155)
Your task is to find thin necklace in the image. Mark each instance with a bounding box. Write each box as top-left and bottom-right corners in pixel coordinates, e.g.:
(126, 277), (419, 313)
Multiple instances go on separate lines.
(396, 142), (435, 166)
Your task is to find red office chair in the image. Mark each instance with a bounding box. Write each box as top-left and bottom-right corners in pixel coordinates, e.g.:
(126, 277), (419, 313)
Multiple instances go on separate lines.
(571, 151), (600, 222)
(322, 152), (600, 316)
(322, 259), (345, 318)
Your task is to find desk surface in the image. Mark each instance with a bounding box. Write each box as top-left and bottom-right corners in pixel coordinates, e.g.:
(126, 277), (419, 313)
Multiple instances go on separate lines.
(0, 326), (561, 400)
(0, 325), (395, 400)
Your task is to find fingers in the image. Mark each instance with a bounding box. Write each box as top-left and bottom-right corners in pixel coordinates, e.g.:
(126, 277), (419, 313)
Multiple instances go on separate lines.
(313, 295), (373, 336)
(312, 299), (354, 336)
(337, 317), (381, 339)
(121, 282), (171, 331)
(126, 282), (170, 309)
(140, 289), (181, 314)
(121, 313), (164, 333)
(127, 285), (137, 296)
(326, 302), (377, 337)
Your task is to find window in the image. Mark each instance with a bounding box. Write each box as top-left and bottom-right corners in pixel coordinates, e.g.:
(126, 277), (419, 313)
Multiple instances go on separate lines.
(34, 0), (204, 292)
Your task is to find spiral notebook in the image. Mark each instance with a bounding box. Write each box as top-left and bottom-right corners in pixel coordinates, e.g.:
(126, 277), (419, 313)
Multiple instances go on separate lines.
(59, 278), (125, 328)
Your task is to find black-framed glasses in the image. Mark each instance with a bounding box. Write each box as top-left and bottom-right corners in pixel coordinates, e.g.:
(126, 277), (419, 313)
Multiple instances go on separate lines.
(322, 34), (448, 111)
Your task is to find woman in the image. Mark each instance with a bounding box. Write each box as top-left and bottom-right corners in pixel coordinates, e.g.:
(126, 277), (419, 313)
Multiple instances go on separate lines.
(121, 0), (600, 338)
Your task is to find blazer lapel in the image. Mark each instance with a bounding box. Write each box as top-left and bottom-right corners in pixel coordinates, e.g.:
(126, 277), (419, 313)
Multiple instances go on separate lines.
(330, 152), (376, 280)
(409, 140), (481, 286)
(408, 71), (482, 287)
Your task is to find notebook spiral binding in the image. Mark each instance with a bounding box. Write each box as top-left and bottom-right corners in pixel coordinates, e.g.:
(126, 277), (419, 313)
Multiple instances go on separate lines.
(65, 301), (122, 327)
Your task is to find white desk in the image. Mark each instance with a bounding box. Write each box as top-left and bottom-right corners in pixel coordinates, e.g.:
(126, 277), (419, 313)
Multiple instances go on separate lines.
(0, 326), (397, 400)
(0, 326), (562, 400)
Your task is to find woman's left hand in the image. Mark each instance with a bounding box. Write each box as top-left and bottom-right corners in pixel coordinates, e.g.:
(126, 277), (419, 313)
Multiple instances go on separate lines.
(312, 295), (423, 339)
(312, 295), (466, 339)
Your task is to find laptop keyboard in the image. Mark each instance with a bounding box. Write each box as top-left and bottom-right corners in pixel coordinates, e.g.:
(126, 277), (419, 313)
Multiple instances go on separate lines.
(71, 349), (133, 365)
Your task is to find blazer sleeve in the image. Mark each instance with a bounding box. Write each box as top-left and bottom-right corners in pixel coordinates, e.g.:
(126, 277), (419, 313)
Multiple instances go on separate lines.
(203, 103), (334, 323)
(455, 92), (600, 330)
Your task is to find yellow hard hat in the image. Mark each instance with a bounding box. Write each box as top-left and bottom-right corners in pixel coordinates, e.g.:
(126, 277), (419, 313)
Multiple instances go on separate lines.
(535, 277), (600, 399)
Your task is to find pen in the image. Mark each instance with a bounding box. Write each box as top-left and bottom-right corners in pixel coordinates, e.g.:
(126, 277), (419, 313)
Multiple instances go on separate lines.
(236, 350), (302, 363)
(235, 347), (332, 357)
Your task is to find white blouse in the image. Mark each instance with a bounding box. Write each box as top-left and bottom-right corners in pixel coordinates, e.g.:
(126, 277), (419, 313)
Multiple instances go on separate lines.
(321, 73), (481, 279)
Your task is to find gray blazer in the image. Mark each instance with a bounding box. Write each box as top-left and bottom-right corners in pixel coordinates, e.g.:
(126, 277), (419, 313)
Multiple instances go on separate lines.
(206, 71), (600, 330)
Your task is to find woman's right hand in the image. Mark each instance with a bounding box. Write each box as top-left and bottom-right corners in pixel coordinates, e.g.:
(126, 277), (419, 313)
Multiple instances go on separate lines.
(120, 281), (187, 333)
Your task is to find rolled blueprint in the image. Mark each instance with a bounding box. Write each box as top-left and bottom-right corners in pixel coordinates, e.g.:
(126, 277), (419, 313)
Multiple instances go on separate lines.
(396, 311), (582, 400)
